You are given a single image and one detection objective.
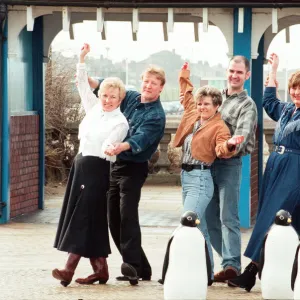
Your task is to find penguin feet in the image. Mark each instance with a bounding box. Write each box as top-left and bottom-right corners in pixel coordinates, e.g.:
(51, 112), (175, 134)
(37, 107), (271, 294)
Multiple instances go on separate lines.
(121, 263), (139, 286)
(228, 262), (258, 292)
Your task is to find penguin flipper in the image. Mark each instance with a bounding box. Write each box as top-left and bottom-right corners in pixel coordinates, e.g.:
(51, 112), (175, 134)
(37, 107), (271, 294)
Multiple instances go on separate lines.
(161, 236), (174, 284)
(204, 241), (212, 285)
(258, 234), (268, 280)
(291, 244), (300, 291)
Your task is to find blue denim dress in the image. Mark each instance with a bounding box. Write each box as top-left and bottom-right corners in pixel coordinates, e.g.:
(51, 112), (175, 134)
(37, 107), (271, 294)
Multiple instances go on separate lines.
(244, 87), (300, 262)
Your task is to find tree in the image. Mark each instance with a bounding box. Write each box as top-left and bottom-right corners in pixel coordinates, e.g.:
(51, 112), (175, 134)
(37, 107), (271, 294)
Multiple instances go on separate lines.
(45, 47), (84, 183)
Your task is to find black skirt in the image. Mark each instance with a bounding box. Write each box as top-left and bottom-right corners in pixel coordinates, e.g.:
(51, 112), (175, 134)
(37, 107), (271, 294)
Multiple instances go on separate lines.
(54, 153), (111, 258)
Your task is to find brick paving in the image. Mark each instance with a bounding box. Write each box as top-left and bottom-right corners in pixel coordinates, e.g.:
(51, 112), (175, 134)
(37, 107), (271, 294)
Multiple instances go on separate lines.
(0, 185), (262, 300)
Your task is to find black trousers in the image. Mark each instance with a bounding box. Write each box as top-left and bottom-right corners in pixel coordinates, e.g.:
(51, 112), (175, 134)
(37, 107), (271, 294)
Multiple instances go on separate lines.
(107, 159), (152, 277)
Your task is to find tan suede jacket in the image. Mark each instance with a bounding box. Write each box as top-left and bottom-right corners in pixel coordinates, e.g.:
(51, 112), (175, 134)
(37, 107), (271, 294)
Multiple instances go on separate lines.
(173, 69), (235, 164)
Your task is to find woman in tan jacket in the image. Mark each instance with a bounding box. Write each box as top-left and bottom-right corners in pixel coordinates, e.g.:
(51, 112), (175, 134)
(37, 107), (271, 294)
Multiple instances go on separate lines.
(174, 62), (244, 282)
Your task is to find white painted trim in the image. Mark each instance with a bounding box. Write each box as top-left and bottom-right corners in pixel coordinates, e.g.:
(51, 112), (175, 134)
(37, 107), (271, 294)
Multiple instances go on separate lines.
(209, 10), (233, 57)
(167, 8), (174, 33)
(132, 8), (139, 33)
(202, 7), (208, 32)
(251, 53), (259, 59)
(251, 9), (272, 59)
(8, 10), (27, 57)
(8, 5), (229, 14)
(26, 6), (35, 31)
(62, 6), (71, 32)
(272, 8), (278, 33)
(97, 7), (104, 32)
(238, 7), (244, 33)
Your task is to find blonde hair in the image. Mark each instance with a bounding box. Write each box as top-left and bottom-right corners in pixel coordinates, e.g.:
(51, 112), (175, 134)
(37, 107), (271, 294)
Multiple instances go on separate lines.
(288, 71), (300, 91)
(141, 65), (166, 86)
(98, 77), (126, 101)
(194, 85), (222, 107)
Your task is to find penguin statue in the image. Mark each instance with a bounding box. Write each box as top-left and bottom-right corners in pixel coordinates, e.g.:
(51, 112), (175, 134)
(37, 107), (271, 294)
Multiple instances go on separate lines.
(259, 210), (299, 300)
(291, 243), (300, 300)
(161, 211), (211, 300)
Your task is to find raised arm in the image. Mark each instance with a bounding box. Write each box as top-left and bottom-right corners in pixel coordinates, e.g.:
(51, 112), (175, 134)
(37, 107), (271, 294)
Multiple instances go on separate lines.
(263, 53), (287, 121)
(77, 43), (99, 112)
(179, 62), (195, 112)
(267, 53), (279, 88)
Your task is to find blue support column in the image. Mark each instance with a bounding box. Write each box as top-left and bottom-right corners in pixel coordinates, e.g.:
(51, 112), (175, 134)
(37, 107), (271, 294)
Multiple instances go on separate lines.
(1, 21), (9, 224)
(233, 7), (252, 228)
(251, 36), (264, 194)
(32, 17), (45, 210)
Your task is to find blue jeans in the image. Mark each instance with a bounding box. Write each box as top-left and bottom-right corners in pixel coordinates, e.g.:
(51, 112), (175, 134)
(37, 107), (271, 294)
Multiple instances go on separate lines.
(205, 157), (242, 272)
(181, 169), (214, 279)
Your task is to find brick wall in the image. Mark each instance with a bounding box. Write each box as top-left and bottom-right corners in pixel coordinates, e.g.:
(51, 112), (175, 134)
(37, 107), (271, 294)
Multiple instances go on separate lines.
(10, 115), (39, 218)
(250, 130), (259, 224)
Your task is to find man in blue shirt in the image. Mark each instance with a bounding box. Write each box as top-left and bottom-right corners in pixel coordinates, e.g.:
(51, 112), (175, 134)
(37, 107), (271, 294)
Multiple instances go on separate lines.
(89, 66), (166, 285)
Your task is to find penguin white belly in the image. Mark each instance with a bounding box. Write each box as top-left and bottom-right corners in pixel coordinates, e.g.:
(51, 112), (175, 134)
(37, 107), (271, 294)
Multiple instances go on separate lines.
(294, 248), (300, 300)
(261, 226), (299, 300)
(164, 227), (208, 300)
(295, 276), (300, 300)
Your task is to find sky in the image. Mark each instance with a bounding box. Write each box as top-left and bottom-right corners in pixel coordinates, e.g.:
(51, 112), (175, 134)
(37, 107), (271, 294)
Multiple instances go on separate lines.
(52, 21), (300, 70)
(52, 21), (229, 66)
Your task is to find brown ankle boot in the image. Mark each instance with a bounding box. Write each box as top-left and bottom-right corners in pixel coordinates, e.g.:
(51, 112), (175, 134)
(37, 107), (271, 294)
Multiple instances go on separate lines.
(75, 257), (109, 285)
(52, 253), (81, 287)
(52, 269), (74, 287)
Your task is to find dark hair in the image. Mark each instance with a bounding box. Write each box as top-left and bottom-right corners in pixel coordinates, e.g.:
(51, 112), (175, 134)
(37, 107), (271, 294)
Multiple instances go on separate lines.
(229, 55), (250, 72)
(194, 85), (222, 107)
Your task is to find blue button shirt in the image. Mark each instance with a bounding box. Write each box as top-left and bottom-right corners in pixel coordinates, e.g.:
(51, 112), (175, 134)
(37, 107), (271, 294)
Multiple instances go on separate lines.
(118, 90), (166, 162)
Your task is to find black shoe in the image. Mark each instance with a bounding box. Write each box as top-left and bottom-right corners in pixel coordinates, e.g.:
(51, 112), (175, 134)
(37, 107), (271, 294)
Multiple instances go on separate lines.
(121, 263), (139, 285)
(228, 262), (258, 292)
(116, 275), (151, 281)
(158, 279), (163, 285)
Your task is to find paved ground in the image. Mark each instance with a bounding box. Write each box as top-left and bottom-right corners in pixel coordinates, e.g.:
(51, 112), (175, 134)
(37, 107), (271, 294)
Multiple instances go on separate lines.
(0, 185), (262, 300)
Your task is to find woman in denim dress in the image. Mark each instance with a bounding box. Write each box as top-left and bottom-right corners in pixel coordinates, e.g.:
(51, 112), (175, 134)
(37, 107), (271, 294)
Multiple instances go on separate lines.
(228, 53), (300, 291)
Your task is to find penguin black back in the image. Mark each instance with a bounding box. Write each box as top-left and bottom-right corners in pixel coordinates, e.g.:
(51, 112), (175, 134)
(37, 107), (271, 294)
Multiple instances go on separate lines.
(274, 210), (292, 226)
(180, 211), (199, 227)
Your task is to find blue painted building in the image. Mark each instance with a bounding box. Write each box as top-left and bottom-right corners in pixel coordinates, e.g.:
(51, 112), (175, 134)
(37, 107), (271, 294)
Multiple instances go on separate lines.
(1, 0), (300, 226)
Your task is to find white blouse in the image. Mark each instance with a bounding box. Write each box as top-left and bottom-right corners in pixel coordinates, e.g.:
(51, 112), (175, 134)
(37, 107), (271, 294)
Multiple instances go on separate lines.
(76, 63), (129, 162)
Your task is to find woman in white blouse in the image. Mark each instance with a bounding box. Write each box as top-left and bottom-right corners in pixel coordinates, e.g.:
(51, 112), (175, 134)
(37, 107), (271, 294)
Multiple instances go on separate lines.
(52, 44), (129, 287)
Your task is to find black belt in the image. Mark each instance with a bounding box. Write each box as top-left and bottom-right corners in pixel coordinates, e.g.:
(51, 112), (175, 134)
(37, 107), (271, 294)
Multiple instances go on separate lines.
(273, 145), (300, 155)
(182, 164), (211, 172)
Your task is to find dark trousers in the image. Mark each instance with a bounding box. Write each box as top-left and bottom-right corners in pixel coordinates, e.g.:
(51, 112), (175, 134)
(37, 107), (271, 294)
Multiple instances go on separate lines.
(107, 159), (152, 277)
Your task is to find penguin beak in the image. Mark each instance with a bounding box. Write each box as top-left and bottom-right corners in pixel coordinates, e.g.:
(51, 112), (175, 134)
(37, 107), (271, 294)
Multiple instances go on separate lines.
(288, 218), (292, 223)
(195, 219), (200, 225)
